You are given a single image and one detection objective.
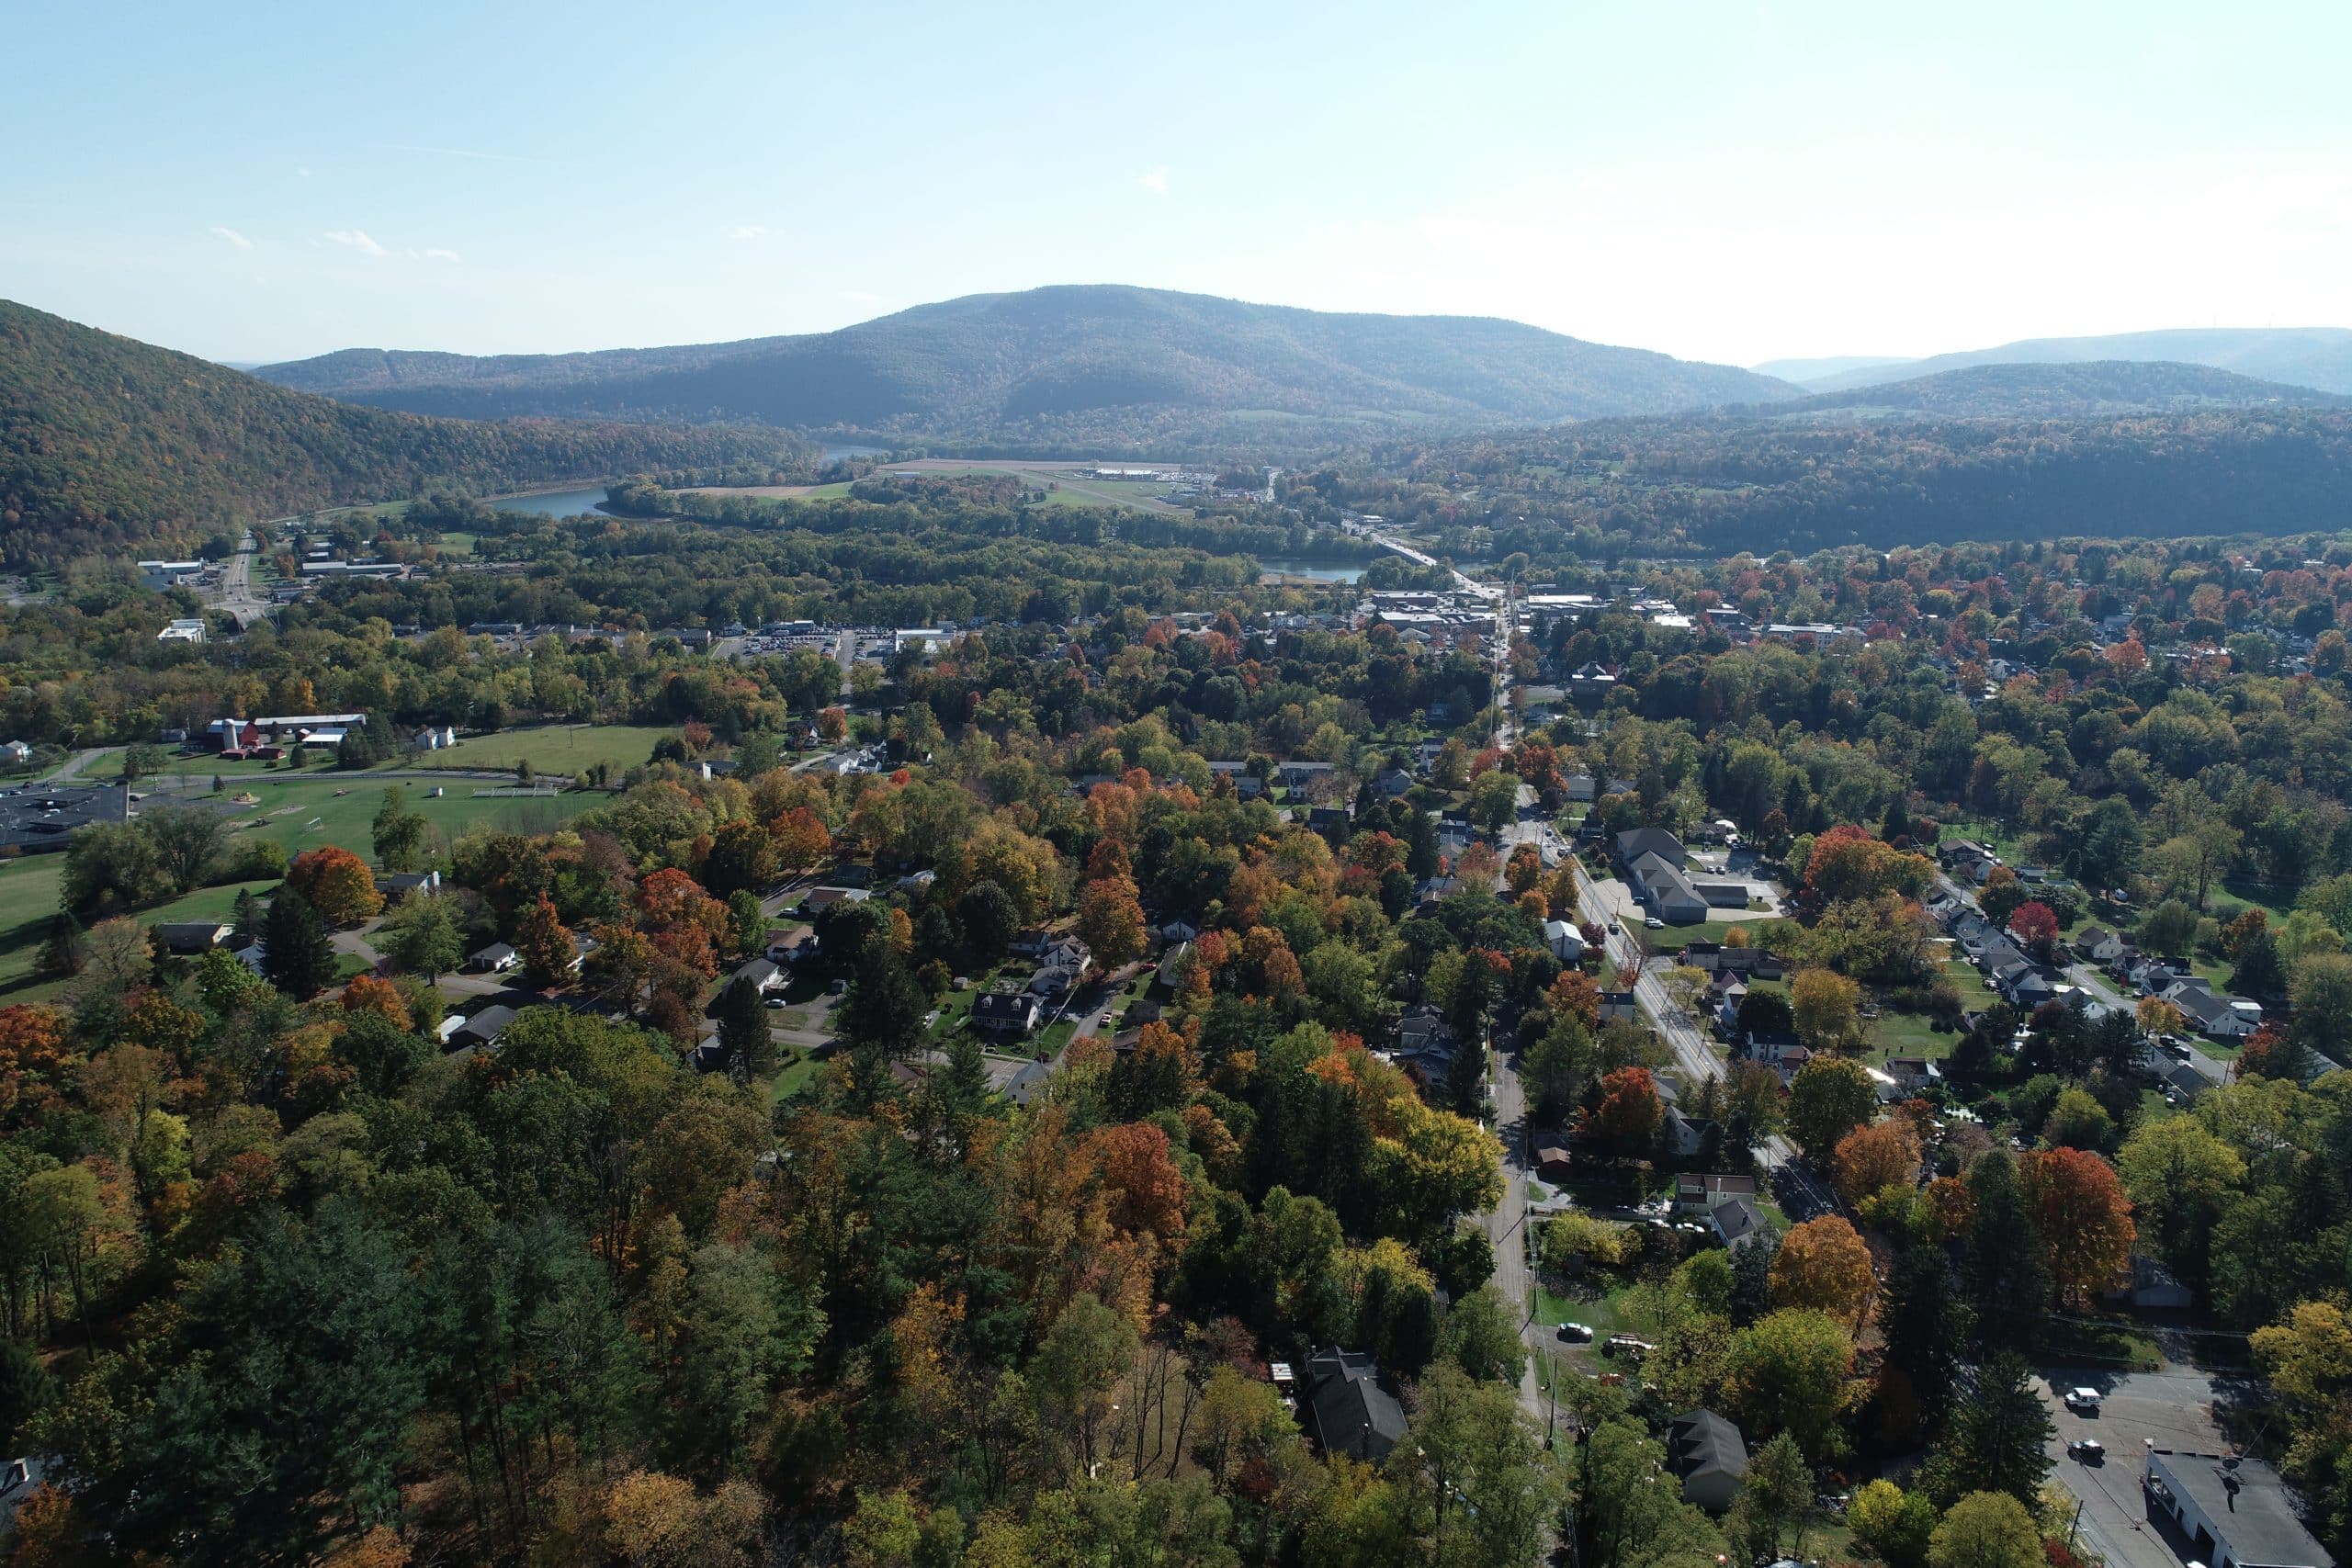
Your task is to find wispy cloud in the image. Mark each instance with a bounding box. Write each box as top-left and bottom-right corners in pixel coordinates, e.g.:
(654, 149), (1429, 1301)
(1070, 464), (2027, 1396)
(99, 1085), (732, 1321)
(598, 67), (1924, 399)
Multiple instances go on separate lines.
(323, 229), (390, 256)
(1137, 167), (1170, 196)
(424, 247), (462, 263)
(729, 224), (771, 241)
(372, 141), (557, 166)
(209, 225), (254, 251)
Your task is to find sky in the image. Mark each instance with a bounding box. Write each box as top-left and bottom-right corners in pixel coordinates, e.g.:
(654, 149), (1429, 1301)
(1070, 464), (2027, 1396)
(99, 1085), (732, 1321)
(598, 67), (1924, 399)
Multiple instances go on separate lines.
(5, 0), (2348, 369)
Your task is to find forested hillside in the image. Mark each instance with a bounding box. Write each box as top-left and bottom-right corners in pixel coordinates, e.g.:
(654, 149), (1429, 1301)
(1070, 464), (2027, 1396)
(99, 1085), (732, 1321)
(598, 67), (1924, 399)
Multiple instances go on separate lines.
(1773, 360), (2348, 420)
(0, 301), (810, 567)
(254, 285), (1802, 454)
(1371, 408), (2352, 555)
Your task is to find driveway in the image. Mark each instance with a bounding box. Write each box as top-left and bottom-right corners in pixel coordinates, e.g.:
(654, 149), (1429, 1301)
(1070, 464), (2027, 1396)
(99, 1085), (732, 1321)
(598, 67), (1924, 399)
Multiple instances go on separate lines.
(2038, 1367), (2235, 1568)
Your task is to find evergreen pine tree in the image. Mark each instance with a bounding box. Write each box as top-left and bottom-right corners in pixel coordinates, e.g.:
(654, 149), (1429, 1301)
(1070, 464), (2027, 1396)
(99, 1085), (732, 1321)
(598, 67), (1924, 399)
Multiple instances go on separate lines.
(34, 911), (86, 979)
(715, 976), (775, 1078)
(261, 888), (336, 998)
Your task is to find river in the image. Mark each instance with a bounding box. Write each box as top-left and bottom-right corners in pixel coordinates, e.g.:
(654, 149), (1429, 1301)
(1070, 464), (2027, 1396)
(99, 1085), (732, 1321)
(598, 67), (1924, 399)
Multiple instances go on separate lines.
(492, 486), (613, 517)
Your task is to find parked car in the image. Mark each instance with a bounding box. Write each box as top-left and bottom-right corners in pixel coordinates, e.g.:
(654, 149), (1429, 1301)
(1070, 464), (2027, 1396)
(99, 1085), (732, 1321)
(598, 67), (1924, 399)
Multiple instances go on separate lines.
(2068, 1438), (2106, 1463)
(2064, 1387), (2102, 1414)
(1644, 915), (1665, 929)
(1556, 1322), (1594, 1343)
(764, 996), (787, 1010)
(1100, 1012), (1114, 1027)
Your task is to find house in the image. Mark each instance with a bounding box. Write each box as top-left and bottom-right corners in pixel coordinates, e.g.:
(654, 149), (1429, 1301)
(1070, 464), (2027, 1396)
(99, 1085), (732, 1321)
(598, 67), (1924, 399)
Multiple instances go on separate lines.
(1396, 1004), (1457, 1067)
(971, 989), (1043, 1039)
(1710, 1196), (1769, 1249)
(1665, 1106), (1718, 1159)
(1303, 1348), (1408, 1463)
(798, 886), (871, 915)
(1160, 919), (1200, 942)
(1009, 927), (1054, 957)
(1375, 769), (1416, 800)
(0, 741), (29, 765)
(733, 957), (785, 995)
(1029, 934), (1091, 996)
(1277, 760), (1337, 791)
(158, 618), (208, 643)
(374, 869), (441, 902)
(153, 920), (233, 955)
(1883, 1056), (1941, 1095)
(1543, 919), (1587, 964)
(2161, 1058), (2216, 1105)
(2144, 1450), (2335, 1568)
(1675, 1173), (1757, 1215)
(1307, 805), (1353, 838)
(1599, 991), (1640, 1024)
(1626, 852), (1711, 924)
(1534, 1145), (1574, 1181)
(1666, 1409), (1748, 1511)
(1614, 828), (1690, 869)
(232, 940), (266, 976)
(569, 932), (599, 976)
(1741, 1032), (1813, 1086)
(2105, 1254), (2194, 1312)
(2166, 984), (2263, 1041)
(2076, 926), (2133, 964)
(468, 942), (519, 974)
(448, 1004), (518, 1051)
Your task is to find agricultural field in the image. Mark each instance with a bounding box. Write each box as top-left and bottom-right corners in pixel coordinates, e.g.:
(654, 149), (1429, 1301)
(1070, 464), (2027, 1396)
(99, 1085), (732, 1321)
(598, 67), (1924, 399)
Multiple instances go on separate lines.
(400, 723), (678, 778)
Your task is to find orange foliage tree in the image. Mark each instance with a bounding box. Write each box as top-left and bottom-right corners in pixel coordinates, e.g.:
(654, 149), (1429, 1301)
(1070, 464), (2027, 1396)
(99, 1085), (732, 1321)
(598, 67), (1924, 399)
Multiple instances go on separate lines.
(286, 845), (383, 926)
(1580, 1066), (1662, 1160)
(2019, 1146), (2135, 1306)
(1834, 1119), (1921, 1208)
(1082, 1121), (1191, 1243)
(1769, 1214), (1878, 1325)
(340, 974), (413, 1031)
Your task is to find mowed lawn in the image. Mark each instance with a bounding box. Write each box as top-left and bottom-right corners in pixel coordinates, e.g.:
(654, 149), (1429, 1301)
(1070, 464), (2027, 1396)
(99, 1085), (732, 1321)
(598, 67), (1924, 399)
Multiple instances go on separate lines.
(403, 724), (677, 777)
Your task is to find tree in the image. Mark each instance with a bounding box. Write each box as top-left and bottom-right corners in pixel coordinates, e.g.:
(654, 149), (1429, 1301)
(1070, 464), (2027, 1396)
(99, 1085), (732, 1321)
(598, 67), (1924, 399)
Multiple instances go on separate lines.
(1835, 1119), (1920, 1207)
(1581, 1066), (1663, 1160)
(379, 892), (462, 981)
(2290, 953), (2352, 1063)
(1737, 986), (1795, 1038)
(1728, 1432), (1814, 1565)
(2018, 1146), (2134, 1306)
(370, 786), (429, 872)
(1787, 1055), (1877, 1158)
(261, 889), (337, 998)
(1439, 1283), (1526, 1385)
(1964, 1153), (2051, 1348)
(1720, 1308), (1860, 1457)
(605, 1471), (766, 1568)
(1928, 1492), (2044, 1568)
(1792, 968), (1864, 1054)
(1466, 769), (1521, 835)
(700, 820), (778, 899)
(140, 804), (229, 893)
(1577, 1417), (1720, 1568)
(1075, 875), (1147, 966)
(956, 879), (1019, 958)
(1926, 1354), (2053, 1507)
(514, 893), (577, 987)
(1881, 1247), (1971, 1419)
(770, 807), (833, 875)
(286, 845), (383, 926)
(1408, 1362), (1565, 1568)
(1850, 1481), (1938, 1568)
(2006, 900), (2058, 955)
(2140, 897), (2199, 957)
(2116, 1115), (2244, 1289)
(1769, 1215), (1877, 1325)
(725, 890), (764, 959)
(839, 956), (928, 1065)
(61, 821), (170, 917)
(122, 1203), (429, 1561)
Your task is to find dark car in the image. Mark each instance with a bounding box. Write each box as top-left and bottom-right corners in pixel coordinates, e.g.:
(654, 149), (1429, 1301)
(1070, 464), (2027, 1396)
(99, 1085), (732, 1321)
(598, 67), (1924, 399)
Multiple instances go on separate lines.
(2068, 1438), (2105, 1463)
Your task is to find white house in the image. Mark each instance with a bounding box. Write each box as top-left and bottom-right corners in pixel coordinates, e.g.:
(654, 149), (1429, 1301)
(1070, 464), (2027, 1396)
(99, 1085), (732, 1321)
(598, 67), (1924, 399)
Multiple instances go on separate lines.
(157, 618), (207, 643)
(1543, 919), (1587, 964)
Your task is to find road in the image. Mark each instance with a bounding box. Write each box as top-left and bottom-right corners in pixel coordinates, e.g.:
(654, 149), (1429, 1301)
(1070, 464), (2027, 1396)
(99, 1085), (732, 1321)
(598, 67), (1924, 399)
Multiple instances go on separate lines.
(203, 532), (272, 628)
(2039, 1367), (2233, 1568)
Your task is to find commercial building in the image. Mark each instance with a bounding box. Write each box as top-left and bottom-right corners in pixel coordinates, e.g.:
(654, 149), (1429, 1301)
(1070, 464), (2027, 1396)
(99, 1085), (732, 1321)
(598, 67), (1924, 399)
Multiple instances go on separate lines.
(2144, 1450), (2334, 1568)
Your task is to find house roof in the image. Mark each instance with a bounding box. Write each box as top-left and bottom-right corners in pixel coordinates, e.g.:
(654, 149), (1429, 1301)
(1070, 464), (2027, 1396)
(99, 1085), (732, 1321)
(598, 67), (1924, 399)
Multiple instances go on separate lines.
(972, 990), (1039, 1021)
(1711, 1196), (1767, 1246)
(2150, 1450), (2335, 1568)
(1667, 1408), (1748, 1483)
(1614, 828), (1688, 867)
(458, 1004), (518, 1042)
(1305, 1348), (1408, 1462)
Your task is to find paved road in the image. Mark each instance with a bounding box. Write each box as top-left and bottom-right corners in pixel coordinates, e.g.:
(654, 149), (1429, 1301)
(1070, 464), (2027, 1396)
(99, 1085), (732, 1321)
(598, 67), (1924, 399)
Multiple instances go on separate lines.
(2039, 1367), (2232, 1568)
(210, 535), (272, 626)
(35, 748), (117, 784)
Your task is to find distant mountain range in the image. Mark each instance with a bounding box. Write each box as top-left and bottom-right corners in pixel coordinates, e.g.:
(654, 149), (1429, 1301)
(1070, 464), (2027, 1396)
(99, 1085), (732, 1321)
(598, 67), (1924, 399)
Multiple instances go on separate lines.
(0, 300), (805, 566)
(254, 285), (1804, 454)
(1770, 360), (2348, 420)
(1785, 327), (2352, 396)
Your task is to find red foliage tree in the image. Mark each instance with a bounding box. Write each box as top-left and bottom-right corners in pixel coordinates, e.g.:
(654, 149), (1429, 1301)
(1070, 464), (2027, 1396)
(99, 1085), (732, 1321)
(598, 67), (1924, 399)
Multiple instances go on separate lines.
(1581, 1066), (1663, 1159)
(2018, 1146), (2135, 1305)
(2007, 900), (2060, 953)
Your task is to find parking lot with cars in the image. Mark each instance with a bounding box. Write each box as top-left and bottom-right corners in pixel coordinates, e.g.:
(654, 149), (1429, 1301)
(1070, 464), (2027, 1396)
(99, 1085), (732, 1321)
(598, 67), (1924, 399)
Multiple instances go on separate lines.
(2037, 1367), (2237, 1568)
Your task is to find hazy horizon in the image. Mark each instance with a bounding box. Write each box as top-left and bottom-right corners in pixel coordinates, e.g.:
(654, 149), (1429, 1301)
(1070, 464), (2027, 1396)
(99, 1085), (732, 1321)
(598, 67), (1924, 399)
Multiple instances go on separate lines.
(6, 0), (2347, 369)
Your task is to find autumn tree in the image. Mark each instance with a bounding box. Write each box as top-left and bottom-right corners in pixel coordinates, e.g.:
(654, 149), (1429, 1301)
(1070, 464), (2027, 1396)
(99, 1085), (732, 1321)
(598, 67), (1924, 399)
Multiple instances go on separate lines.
(2006, 901), (2058, 956)
(2018, 1147), (2133, 1306)
(1721, 1307), (1861, 1458)
(1928, 1492), (2043, 1568)
(286, 845), (383, 926)
(1770, 1215), (1877, 1325)
(1787, 1055), (1878, 1158)
(1792, 968), (1864, 1054)
(1835, 1119), (1921, 1208)
(515, 894), (577, 987)
(1075, 875), (1147, 967)
(1580, 1066), (1663, 1161)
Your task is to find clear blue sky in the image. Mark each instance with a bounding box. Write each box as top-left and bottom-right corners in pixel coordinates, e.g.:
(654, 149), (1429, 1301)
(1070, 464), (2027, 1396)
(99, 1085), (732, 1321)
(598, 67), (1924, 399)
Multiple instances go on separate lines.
(6, 0), (2346, 367)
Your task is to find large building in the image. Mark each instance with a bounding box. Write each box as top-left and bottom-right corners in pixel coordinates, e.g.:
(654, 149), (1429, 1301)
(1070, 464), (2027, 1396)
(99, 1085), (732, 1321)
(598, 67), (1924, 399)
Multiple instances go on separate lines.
(2145, 1450), (2335, 1568)
(0, 785), (129, 853)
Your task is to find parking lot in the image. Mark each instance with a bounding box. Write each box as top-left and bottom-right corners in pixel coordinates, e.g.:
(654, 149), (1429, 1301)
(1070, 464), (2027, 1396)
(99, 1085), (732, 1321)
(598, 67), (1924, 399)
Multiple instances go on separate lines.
(2037, 1367), (2234, 1568)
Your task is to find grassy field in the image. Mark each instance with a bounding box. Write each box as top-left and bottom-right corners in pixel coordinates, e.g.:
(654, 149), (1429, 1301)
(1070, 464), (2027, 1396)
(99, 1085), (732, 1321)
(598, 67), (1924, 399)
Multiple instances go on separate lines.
(1652, 916), (1792, 950)
(1867, 959), (2002, 1061)
(0, 776), (601, 1002)
(402, 724), (676, 777)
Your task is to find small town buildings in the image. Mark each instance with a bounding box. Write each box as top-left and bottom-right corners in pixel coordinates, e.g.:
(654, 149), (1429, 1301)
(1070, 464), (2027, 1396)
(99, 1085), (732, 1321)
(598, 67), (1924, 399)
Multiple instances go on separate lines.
(1543, 919), (1587, 964)
(153, 920), (233, 954)
(468, 942), (519, 974)
(972, 990), (1043, 1039)
(1675, 1173), (1758, 1215)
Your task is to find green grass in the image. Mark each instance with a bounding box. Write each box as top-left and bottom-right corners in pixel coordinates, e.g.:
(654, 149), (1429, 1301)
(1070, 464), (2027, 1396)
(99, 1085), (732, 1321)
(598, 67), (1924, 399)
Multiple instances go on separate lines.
(436, 532), (478, 557)
(1866, 960), (2001, 1062)
(403, 724), (678, 777)
(2038, 1314), (2165, 1372)
(767, 1050), (821, 1102)
(0, 857), (71, 999)
(1658, 916), (1792, 949)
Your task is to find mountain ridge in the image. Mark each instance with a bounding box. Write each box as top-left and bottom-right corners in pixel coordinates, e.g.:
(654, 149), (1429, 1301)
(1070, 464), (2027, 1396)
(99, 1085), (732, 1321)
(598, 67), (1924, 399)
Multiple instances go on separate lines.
(1768, 359), (2350, 420)
(254, 284), (1804, 454)
(1798, 326), (2352, 395)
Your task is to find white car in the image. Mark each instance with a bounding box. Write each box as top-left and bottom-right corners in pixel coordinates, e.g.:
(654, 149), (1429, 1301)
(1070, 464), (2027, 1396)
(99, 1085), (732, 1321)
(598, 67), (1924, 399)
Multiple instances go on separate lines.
(2063, 1387), (2102, 1413)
